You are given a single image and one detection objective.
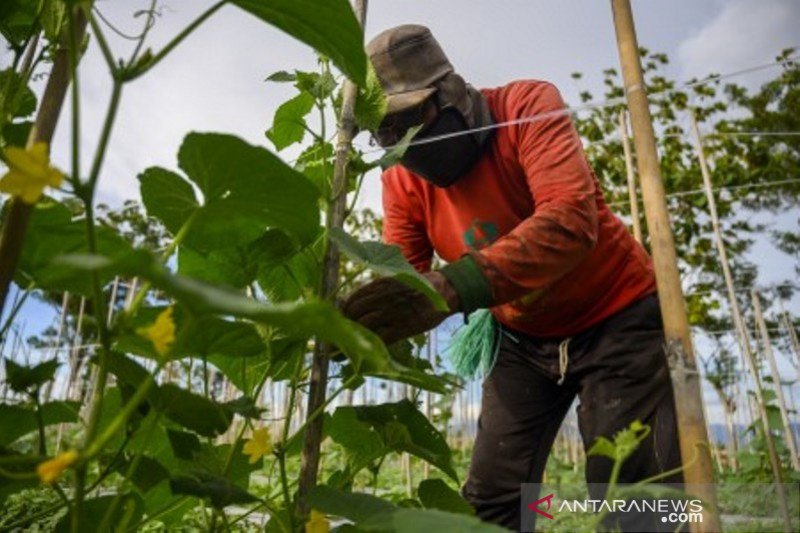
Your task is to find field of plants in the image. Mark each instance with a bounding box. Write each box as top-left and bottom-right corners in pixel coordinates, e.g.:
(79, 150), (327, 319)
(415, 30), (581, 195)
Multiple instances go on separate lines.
(0, 0), (799, 532)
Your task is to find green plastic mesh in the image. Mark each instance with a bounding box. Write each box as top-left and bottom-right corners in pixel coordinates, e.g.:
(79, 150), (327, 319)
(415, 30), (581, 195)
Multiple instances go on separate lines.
(445, 309), (500, 380)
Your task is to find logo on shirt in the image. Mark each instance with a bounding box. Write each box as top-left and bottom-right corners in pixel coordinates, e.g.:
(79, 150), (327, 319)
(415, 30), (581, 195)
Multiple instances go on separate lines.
(463, 219), (499, 249)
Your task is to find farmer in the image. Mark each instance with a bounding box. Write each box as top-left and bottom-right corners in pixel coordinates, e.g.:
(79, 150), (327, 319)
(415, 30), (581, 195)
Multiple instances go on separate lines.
(343, 25), (683, 530)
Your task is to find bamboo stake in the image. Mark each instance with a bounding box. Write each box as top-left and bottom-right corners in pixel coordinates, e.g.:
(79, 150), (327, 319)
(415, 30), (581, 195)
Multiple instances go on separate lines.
(780, 308), (800, 377)
(297, 2), (368, 509)
(424, 332), (432, 478)
(618, 110), (643, 244)
(0, 17), (87, 317)
(609, 4), (720, 530)
(43, 292), (70, 403)
(752, 290), (800, 471)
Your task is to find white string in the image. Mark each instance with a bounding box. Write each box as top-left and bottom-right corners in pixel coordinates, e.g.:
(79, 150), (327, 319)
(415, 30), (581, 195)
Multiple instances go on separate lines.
(607, 177), (800, 208)
(349, 53), (800, 155)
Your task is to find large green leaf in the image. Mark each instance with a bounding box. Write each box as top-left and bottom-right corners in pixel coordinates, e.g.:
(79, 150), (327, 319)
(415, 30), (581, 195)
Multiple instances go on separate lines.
(158, 384), (233, 437)
(58, 251), (449, 393)
(308, 486), (503, 533)
(115, 305), (267, 362)
(139, 132), (321, 253)
(54, 494), (144, 533)
(349, 399), (457, 481)
(4, 358), (59, 393)
(0, 401), (81, 447)
(170, 472), (259, 508)
(308, 485), (396, 524)
(266, 91), (315, 151)
(178, 229), (299, 289)
(139, 167), (198, 234)
(417, 479), (474, 516)
(329, 228), (447, 311)
(231, 0), (366, 85)
(11, 199), (131, 294)
(0, 0), (39, 47)
(325, 407), (385, 468)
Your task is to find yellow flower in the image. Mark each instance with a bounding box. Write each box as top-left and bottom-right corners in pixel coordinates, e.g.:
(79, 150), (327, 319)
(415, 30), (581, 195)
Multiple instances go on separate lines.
(137, 307), (176, 357)
(242, 427), (272, 464)
(305, 509), (330, 533)
(0, 143), (65, 204)
(37, 450), (79, 484)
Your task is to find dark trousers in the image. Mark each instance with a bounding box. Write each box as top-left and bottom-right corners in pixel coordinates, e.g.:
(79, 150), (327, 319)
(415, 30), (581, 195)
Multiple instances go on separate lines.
(462, 295), (684, 531)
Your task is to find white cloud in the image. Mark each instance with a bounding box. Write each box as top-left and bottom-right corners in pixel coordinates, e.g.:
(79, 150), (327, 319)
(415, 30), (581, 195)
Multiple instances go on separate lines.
(677, 0), (800, 84)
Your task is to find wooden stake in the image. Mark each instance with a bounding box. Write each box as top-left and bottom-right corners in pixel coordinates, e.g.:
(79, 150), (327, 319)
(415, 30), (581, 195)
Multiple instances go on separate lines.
(297, 0), (368, 515)
(779, 307), (800, 378)
(0, 15), (87, 316)
(609, 3), (720, 530)
(752, 290), (800, 471)
(618, 110), (643, 244)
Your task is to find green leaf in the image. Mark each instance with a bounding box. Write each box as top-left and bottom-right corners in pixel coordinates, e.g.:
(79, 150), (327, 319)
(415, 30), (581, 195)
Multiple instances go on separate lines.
(295, 70), (337, 100)
(114, 455), (170, 493)
(0, 68), (37, 119)
(231, 0), (366, 85)
(40, 0), (67, 41)
(266, 91), (315, 151)
(158, 384), (233, 437)
(54, 494), (144, 533)
(308, 486), (502, 533)
(308, 485), (396, 524)
(12, 199), (131, 294)
(0, 401), (80, 446)
(326, 407), (385, 467)
(170, 472), (259, 508)
(354, 63), (387, 131)
(0, 0), (39, 47)
(115, 305), (267, 362)
(139, 132), (321, 253)
(139, 167), (199, 235)
(350, 399), (457, 481)
(4, 358), (59, 393)
(265, 70), (296, 83)
(329, 227), (447, 311)
(365, 508), (505, 533)
(178, 229), (299, 289)
(587, 436), (616, 460)
(58, 250), (449, 393)
(417, 479), (474, 515)
(167, 429), (202, 460)
(378, 125), (422, 169)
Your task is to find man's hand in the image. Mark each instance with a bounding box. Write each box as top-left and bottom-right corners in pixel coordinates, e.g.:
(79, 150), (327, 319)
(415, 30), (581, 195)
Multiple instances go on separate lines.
(342, 272), (460, 345)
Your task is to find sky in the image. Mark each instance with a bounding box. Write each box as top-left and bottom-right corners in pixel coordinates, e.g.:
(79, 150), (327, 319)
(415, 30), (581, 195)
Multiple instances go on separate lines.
(2, 0), (800, 427)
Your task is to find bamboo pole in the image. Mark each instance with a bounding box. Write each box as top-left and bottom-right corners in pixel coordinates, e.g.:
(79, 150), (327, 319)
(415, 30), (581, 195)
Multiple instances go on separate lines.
(752, 290), (800, 471)
(609, 3), (720, 530)
(618, 110), (643, 244)
(0, 16), (87, 317)
(780, 308), (800, 378)
(297, 0), (368, 515)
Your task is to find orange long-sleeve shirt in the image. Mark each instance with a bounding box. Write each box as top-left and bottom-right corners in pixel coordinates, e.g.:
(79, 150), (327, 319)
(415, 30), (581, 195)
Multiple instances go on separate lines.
(381, 80), (656, 338)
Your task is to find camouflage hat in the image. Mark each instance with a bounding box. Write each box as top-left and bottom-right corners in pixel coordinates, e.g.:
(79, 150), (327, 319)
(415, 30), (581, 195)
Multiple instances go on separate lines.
(366, 25), (453, 114)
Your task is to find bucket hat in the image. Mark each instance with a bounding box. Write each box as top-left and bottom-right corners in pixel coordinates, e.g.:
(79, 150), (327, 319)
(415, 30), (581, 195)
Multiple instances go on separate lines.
(366, 25), (454, 114)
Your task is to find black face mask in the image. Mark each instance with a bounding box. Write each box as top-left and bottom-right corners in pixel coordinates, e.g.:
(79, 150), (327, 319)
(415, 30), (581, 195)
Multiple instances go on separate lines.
(400, 107), (491, 188)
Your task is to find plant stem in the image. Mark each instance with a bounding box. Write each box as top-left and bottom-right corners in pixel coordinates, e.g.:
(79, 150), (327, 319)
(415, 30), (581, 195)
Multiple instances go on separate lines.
(125, 210), (198, 316)
(124, 0), (227, 81)
(83, 363), (163, 460)
(286, 376), (355, 450)
(86, 9), (119, 76)
(33, 391), (47, 456)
